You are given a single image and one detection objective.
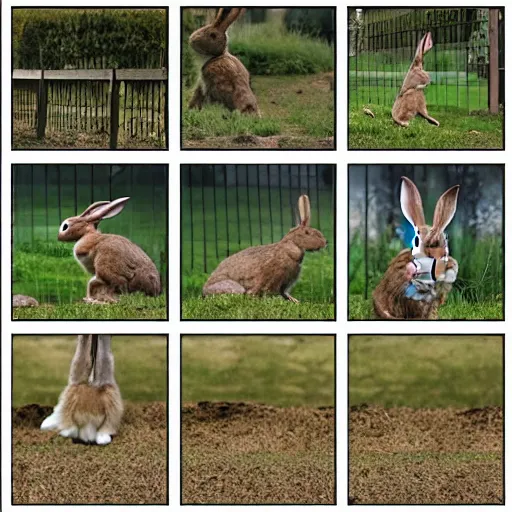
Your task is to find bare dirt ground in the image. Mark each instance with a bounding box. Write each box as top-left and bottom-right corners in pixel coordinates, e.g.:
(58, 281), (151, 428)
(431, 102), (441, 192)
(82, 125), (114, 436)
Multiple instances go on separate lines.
(181, 401), (335, 504)
(349, 405), (503, 505)
(13, 125), (165, 149)
(12, 402), (167, 504)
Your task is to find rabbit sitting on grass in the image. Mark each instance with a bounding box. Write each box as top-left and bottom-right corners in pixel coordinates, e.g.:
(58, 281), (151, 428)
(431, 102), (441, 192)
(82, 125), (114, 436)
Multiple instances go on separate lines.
(203, 195), (327, 303)
(188, 8), (260, 116)
(41, 335), (123, 446)
(58, 197), (161, 304)
(373, 177), (460, 320)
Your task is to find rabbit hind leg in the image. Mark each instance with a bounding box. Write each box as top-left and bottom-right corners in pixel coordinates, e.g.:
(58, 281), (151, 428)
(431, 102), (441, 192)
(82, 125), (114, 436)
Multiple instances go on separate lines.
(203, 279), (246, 296)
(85, 276), (118, 304)
(417, 95), (439, 126)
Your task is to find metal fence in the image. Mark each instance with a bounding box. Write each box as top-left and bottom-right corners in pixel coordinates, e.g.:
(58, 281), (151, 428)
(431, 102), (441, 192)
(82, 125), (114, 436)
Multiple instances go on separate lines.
(348, 164), (503, 303)
(349, 8), (504, 112)
(181, 164), (335, 274)
(13, 69), (168, 148)
(13, 164), (168, 304)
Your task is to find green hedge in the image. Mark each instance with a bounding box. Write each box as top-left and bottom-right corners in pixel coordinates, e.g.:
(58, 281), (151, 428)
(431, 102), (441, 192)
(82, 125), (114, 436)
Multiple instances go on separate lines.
(284, 8), (335, 44)
(13, 9), (166, 69)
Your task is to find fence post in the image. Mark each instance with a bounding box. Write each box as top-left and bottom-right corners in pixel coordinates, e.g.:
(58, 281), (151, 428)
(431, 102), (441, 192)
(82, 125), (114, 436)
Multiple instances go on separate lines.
(489, 8), (499, 114)
(110, 69), (120, 149)
(36, 70), (48, 139)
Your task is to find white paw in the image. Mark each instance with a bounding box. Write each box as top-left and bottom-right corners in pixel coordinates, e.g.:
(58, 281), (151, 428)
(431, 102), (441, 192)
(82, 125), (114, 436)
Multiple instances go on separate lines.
(95, 432), (112, 445)
(41, 413), (60, 431)
(59, 426), (79, 438)
(79, 423), (97, 443)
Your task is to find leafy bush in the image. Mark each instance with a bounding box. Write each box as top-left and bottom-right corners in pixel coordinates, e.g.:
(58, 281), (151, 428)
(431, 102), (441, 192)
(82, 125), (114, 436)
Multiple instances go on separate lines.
(13, 8), (166, 69)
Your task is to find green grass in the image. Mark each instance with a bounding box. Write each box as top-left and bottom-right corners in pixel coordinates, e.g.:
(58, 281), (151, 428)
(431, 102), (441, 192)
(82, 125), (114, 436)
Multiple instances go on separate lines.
(349, 103), (503, 149)
(182, 335), (334, 407)
(182, 295), (334, 320)
(349, 335), (503, 408)
(182, 74), (334, 148)
(349, 296), (502, 320)
(13, 293), (166, 320)
(13, 334), (167, 406)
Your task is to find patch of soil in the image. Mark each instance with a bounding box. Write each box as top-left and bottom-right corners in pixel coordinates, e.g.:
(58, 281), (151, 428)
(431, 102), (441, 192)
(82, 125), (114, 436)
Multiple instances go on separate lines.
(182, 135), (334, 149)
(349, 406), (503, 504)
(12, 401), (167, 505)
(181, 401), (335, 504)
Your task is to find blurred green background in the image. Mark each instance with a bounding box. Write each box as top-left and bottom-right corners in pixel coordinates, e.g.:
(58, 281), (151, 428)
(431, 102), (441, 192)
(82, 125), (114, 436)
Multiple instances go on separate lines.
(349, 335), (503, 408)
(182, 335), (335, 407)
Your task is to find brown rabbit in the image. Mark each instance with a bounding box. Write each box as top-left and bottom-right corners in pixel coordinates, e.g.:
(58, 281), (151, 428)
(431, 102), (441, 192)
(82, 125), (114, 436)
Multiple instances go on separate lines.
(203, 195), (327, 303)
(392, 32), (439, 127)
(58, 197), (161, 304)
(188, 8), (260, 115)
(41, 335), (123, 445)
(373, 177), (459, 320)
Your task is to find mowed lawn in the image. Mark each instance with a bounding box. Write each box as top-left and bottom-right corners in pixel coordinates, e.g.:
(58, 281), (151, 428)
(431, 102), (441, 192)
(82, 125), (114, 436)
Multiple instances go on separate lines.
(182, 74), (335, 149)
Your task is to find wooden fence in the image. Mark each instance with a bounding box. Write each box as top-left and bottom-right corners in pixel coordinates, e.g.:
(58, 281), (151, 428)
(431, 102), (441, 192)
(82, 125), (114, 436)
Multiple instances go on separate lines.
(13, 68), (168, 149)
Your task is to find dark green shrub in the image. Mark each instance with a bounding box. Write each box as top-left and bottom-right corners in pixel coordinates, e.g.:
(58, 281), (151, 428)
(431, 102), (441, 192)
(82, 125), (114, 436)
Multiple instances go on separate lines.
(14, 9), (166, 69)
(284, 8), (334, 44)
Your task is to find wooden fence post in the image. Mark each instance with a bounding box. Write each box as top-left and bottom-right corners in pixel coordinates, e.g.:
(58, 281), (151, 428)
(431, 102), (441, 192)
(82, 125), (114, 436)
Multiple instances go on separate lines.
(489, 8), (499, 114)
(36, 70), (48, 139)
(110, 68), (120, 149)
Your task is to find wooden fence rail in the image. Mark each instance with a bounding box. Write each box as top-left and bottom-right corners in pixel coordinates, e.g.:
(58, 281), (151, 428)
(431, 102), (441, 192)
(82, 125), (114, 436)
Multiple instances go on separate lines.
(13, 68), (168, 149)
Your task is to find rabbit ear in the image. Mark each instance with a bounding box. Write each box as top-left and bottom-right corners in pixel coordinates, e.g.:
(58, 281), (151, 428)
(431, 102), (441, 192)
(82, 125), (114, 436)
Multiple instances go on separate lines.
(79, 201), (111, 218)
(400, 177), (425, 228)
(83, 197), (130, 223)
(298, 195), (311, 227)
(213, 8), (245, 31)
(432, 185), (460, 232)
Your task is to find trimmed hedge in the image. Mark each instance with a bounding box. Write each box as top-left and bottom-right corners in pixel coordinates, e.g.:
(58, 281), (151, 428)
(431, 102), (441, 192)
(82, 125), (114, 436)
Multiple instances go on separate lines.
(13, 9), (166, 69)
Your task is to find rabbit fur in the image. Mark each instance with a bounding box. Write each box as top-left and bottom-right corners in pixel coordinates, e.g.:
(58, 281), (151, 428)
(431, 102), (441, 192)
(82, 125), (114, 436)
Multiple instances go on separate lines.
(58, 197), (161, 304)
(373, 177), (459, 320)
(41, 335), (123, 445)
(188, 8), (260, 116)
(203, 195), (327, 303)
(392, 32), (439, 127)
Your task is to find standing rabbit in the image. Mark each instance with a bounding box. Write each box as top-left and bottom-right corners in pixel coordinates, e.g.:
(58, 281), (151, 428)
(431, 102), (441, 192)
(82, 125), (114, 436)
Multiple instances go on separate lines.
(203, 195), (327, 303)
(188, 8), (260, 116)
(392, 32), (440, 127)
(58, 197), (161, 304)
(373, 177), (460, 319)
(41, 335), (123, 445)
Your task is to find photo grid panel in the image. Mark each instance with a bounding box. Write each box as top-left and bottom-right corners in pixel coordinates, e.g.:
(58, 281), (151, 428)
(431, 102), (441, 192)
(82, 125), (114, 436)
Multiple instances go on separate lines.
(1, 2), (508, 511)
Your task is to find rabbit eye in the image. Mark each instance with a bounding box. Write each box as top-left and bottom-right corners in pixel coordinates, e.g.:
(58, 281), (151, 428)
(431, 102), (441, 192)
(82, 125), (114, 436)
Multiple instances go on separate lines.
(61, 222), (69, 232)
(210, 33), (217, 39)
(305, 229), (310, 234)
(414, 236), (419, 247)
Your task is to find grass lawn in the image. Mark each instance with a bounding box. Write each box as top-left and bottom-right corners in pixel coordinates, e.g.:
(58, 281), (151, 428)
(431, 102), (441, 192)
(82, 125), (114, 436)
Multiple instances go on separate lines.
(181, 74), (334, 149)
(13, 293), (167, 320)
(349, 334), (503, 408)
(13, 334), (167, 406)
(348, 103), (503, 150)
(349, 295), (503, 321)
(182, 335), (334, 407)
(182, 295), (334, 320)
